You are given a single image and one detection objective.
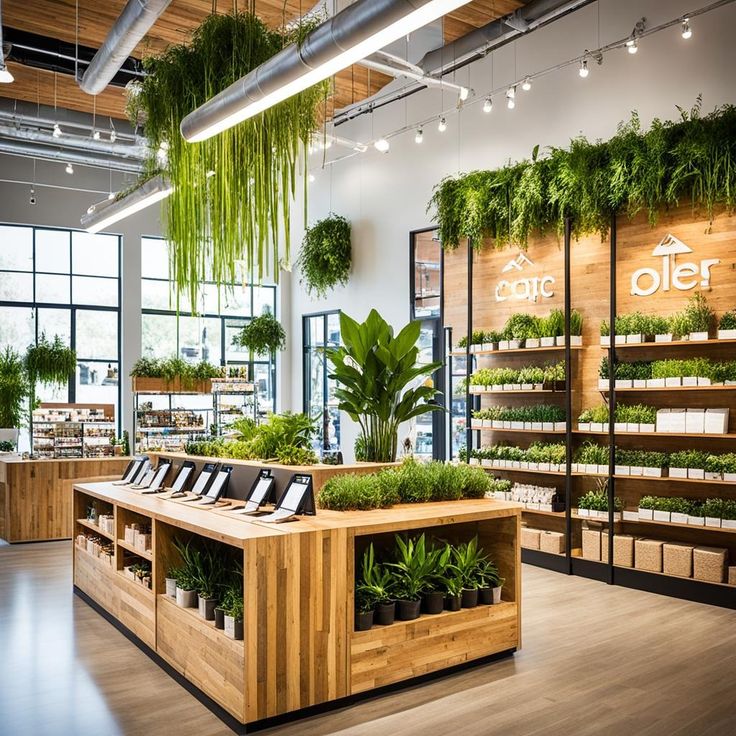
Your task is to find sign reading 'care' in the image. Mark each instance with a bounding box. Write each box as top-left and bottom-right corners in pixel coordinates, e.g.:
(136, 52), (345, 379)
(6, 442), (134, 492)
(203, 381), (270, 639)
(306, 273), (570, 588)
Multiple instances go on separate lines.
(495, 253), (555, 303)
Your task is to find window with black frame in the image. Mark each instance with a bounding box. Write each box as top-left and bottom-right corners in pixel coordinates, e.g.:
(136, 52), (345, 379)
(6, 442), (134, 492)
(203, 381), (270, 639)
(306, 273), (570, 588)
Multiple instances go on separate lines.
(303, 311), (341, 451)
(0, 224), (121, 449)
(140, 236), (277, 417)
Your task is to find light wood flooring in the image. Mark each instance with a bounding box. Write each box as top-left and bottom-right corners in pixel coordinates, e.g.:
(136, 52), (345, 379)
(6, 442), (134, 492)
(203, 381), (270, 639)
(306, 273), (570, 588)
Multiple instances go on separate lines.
(0, 541), (733, 736)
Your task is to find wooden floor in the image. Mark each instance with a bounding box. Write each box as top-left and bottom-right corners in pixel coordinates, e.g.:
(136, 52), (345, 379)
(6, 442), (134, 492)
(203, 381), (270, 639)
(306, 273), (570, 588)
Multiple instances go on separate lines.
(0, 542), (733, 736)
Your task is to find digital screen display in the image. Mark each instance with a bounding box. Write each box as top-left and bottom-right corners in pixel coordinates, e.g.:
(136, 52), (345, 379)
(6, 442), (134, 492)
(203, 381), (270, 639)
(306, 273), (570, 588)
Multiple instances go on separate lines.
(171, 465), (193, 492)
(280, 478), (310, 513)
(204, 469), (230, 500)
(190, 463), (218, 495)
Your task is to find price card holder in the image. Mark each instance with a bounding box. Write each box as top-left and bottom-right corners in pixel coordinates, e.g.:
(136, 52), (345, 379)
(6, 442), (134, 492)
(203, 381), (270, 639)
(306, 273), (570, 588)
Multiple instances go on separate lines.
(177, 462), (220, 501)
(167, 461), (196, 494)
(140, 460), (172, 493)
(229, 469), (274, 515)
(256, 474), (315, 523)
(112, 458), (143, 485)
(195, 465), (233, 505)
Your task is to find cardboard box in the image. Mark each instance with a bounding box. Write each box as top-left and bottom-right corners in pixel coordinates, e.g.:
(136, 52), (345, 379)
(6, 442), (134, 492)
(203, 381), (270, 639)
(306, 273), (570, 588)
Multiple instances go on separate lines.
(728, 566), (736, 586)
(602, 532), (634, 567)
(704, 409), (729, 434)
(663, 542), (694, 577)
(582, 529), (601, 561)
(635, 539), (664, 572)
(539, 530), (565, 555)
(521, 527), (541, 550)
(693, 546), (727, 583)
(685, 409), (705, 434)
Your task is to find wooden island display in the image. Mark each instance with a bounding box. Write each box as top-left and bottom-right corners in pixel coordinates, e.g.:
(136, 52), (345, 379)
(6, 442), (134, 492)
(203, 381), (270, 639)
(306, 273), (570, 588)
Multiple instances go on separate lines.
(0, 456), (131, 542)
(72, 464), (521, 731)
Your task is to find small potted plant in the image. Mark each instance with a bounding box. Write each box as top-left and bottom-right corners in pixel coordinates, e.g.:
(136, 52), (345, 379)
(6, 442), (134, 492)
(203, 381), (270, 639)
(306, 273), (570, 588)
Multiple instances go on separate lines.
(453, 537), (485, 609)
(423, 542), (451, 615)
(718, 310), (736, 340)
(223, 595), (244, 640)
(650, 314), (673, 343)
(721, 499), (736, 529)
(442, 571), (464, 612)
(387, 534), (433, 621)
(638, 495), (656, 521)
(684, 292), (714, 341)
(687, 502), (706, 526)
(723, 453), (736, 483)
(476, 559), (500, 605)
(356, 544), (396, 625)
(703, 498), (723, 528)
(355, 589), (376, 631)
(175, 570), (198, 608)
(165, 568), (179, 598)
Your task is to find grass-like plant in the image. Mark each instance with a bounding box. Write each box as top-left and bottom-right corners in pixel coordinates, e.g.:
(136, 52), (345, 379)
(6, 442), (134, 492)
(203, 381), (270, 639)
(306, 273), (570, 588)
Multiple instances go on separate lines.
(130, 12), (327, 307)
(0, 347), (29, 430)
(298, 214), (352, 297)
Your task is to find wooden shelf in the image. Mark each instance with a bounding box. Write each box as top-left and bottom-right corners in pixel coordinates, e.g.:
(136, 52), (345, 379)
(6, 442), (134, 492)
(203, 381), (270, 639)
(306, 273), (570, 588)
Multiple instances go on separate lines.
(471, 426), (566, 434)
(473, 389), (563, 395)
(157, 593), (241, 643)
(478, 466), (570, 477)
(601, 385), (736, 393)
(450, 345), (582, 357)
(117, 570), (154, 594)
(76, 517), (115, 541)
(117, 538), (153, 561)
(620, 516), (736, 535)
(613, 564), (735, 589)
(575, 429), (736, 439)
(600, 338), (736, 350)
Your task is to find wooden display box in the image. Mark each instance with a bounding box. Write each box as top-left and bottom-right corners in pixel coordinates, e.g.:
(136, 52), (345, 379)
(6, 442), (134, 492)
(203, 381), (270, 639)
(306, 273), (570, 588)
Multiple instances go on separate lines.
(132, 376), (212, 394)
(635, 539), (664, 573)
(663, 542), (694, 578)
(601, 532), (634, 567)
(693, 546), (727, 583)
(582, 529), (601, 561)
(539, 530), (565, 554)
(521, 527), (541, 550)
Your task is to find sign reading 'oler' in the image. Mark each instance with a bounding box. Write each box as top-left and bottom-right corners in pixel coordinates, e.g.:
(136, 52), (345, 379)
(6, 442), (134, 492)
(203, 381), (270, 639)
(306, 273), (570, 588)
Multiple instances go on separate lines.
(630, 234), (721, 297)
(495, 253), (555, 303)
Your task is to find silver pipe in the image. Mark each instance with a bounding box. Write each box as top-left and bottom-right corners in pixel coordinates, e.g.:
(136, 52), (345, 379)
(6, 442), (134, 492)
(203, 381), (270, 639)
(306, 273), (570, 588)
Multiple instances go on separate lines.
(0, 122), (148, 159)
(180, 0), (460, 142)
(0, 108), (142, 142)
(80, 0), (173, 95)
(0, 141), (143, 173)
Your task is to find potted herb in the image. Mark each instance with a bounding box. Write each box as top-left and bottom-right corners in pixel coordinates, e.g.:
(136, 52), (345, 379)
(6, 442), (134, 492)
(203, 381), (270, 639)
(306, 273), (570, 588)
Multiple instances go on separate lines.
(723, 453), (736, 483)
(687, 501), (706, 526)
(638, 495), (656, 521)
(669, 497), (691, 525)
(174, 570), (198, 608)
(684, 293), (715, 341)
(650, 314), (673, 343)
(703, 498), (723, 528)
(721, 499), (736, 529)
(196, 549), (220, 621)
(504, 313), (537, 350)
(165, 568), (179, 598)
(718, 310), (736, 340)
(387, 534), (434, 620)
(544, 309), (564, 346)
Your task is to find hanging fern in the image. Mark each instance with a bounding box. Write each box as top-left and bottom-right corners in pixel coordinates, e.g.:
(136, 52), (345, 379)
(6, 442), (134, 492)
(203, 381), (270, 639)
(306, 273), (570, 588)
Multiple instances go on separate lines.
(25, 334), (77, 387)
(298, 213), (352, 297)
(233, 312), (286, 356)
(130, 12), (327, 309)
(428, 100), (736, 250)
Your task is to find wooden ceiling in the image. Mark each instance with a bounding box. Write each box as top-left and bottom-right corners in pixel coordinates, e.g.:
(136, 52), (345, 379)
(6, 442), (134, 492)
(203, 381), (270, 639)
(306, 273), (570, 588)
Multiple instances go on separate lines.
(0, 0), (525, 121)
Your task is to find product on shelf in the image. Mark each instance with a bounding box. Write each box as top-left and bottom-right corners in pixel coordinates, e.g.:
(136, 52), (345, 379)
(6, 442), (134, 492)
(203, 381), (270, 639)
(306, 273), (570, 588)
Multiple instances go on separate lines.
(509, 482), (563, 512)
(31, 404), (115, 458)
(124, 523), (152, 553)
(75, 532), (114, 567)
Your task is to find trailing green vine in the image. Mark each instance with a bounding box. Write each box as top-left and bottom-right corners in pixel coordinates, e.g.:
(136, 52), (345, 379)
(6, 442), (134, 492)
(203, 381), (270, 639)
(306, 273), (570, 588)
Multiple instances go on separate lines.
(298, 213), (352, 297)
(130, 11), (327, 308)
(428, 99), (736, 250)
(232, 312), (286, 356)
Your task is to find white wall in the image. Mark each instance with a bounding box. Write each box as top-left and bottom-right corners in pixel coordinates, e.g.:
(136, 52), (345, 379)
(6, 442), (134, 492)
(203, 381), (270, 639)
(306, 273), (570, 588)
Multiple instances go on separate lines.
(287, 0), (736, 458)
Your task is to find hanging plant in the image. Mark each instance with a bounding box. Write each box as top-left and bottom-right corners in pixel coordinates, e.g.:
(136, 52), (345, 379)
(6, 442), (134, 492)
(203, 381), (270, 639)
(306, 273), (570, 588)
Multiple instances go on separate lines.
(428, 99), (736, 250)
(25, 334), (77, 387)
(298, 214), (352, 297)
(233, 313), (286, 356)
(129, 11), (327, 308)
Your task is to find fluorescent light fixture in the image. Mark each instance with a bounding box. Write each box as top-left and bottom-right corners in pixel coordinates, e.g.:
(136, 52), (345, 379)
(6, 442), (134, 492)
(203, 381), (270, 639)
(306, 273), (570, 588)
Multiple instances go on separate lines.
(0, 66), (13, 84)
(374, 137), (390, 153)
(80, 175), (173, 234)
(181, 0), (473, 142)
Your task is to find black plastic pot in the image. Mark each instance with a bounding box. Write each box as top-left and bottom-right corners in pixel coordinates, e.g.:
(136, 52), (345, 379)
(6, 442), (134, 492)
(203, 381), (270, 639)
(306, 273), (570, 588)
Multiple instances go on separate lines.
(445, 594), (461, 612)
(375, 601), (396, 626)
(355, 609), (375, 631)
(422, 590), (444, 615)
(461, 588), (478, 608)
(396, 598), (421, 620)
(214, 607), (225, 629)
(477, 587), (493, 605)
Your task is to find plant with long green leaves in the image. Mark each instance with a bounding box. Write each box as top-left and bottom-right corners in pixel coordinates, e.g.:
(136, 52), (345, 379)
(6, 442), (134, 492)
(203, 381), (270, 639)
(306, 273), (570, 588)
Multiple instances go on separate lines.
(387, 533), (440, 601)
(298, 213), (352, 297)
(0, 347), (29, 429)
(232, 312), (286, 357)
(356, 543), (394, 607)
(327, 310), (442, 462)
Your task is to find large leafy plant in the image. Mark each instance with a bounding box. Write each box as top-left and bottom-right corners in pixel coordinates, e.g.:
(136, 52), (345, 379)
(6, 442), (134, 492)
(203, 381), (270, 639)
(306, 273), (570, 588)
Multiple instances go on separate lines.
(428, 99), (736, 250)
(130, 12), (326, 307)
(327, 310), (442, 462)
(233, 312), (286, 356)
(0, 347), (29, 429)
(298, 214), (352, 297)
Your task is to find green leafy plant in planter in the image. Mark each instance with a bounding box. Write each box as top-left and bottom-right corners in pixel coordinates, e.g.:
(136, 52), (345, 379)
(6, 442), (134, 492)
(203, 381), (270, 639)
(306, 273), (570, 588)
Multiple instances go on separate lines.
(130, 11), (327, 307)
(719, 310), (736, 331)
(452, 536), (487, 608)
(683, 292), (715, 335)
(298, 214), (351, 297)
(233, 312), (286, 358)
(388, 533), (436, 620)
(355, 543), (396, 628)
(327, 310), (442, 462)
(0, 347), (29, 442)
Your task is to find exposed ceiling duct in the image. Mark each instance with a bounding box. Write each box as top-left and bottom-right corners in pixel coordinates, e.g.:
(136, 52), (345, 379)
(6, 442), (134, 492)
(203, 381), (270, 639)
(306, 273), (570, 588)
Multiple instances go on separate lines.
(180, 0), (473, 142)
(79, 0), (173, 95)
(0, 139), (143, 173)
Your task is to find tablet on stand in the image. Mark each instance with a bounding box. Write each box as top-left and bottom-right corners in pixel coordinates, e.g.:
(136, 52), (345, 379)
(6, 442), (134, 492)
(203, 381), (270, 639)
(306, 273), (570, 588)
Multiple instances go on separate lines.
(176, 462), (220, 501)
(112, 458), (144, 485)
(194, 465), (233, 505)
(140, 460), (172, 493)
(159, 461), (196, 498)
(124, 459), (151, 486)
(256, 474), (315, 523)
(229, 469), (275, 515)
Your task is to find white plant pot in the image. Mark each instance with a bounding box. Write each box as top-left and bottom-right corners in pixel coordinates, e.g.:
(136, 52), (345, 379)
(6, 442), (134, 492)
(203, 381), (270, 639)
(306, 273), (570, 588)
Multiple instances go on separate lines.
(492, 385), (503, 392)
(615, 335), (627, 345)
(165, 578), (177, 598)
(508, 340), (522, 350)
(655, 333), (673, 343)
(613, 422), (628, 433)
(721, 519), (736, 529)
(643, 467), (663, 478)
(554, 422), (566, 431)
(638, 508), (654, 520)
(626, 334), (644, 344)
(538, 462), (551, 472)
(511, 421), (524, 430)
(647, 378), (666, 388)
(633, 380), (647, 388)
(705, 517), (722, 528)
(531, 422), (543, 431)
(482, 343), (496, 352)
(615, 379), (633, 389)
(669, 467), (688, 478)
(629, 466), (643, 477)
(481, 459), (493, 468)
(688, 515), (705, 526)
(600, 335), (611, 346)
(176, 588), (197, 608)
(528, 462), (539, 470)
(578, 422), (591, 432)
(511, 384), (522, 391)
(705, 471), (722, 481)
(688, 468), (705, 480)
(665, 377), (682, 387)
(697, 377), (712, 386)
(498, 340), (510, 350)
(640, 423), (655, 433)
(542, 422), (555, 431)
(653, 510), (670, 522)
(503, 421), (512, 429)
(591, 422), (604, 432)
(724, 473), (736, 483)
(624, 423), (639, 433)
(511, 461), (521, 469)
(623, 510), (639, 522)
(689, 331), (709, 342)
(521, 383), (534, 391)
(492, 586), (503, 605)
(585, 464), (598, 475)
(598, 379), (609, 390)
(577, 508), (589, 517)
(682, 376), (698, 387)
(602, 423), (610, 433)
(224, 615), (244, 640)
(541, 337), (556, 347)
(469, 458), (480, 466)
(555, 336), (566, 346)
(492, 420), (504, 429)
(718, 329), (736, 340)
(520, 461), (529, 470)
(671, 513), (689, 525)
(525, 338), (540, 348)
(615, 465), (630, 476)
(570, 336), (583, 346)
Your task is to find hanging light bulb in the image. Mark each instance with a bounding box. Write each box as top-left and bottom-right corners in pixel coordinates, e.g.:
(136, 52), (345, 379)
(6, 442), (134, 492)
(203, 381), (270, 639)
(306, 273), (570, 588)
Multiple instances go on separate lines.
(458, 86), (469, 101)
(579, 59), (589, 78)
(521, 76), (532, 92)
(110, 130), (117, 143)
(681, 18), (692, 39)
(308, 173), (316, 183)
(52, 123), (62, 138)
(65, 163), (74, 175)
(626, 37), (638, 54)
(506, 86), (516, 109)
(374, 137), (390, 153)
(483, 96), (493, 114)
(415, 127), (423, 144)
(86, 205), (95, 214)
(107, 192), (115, 200)
(438, 117), (447, 133)
(93, 130), (101, 141)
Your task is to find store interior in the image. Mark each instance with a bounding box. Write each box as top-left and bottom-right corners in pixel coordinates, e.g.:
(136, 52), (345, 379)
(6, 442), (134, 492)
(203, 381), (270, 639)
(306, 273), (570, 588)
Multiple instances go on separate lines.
(1, 1), (735, 734)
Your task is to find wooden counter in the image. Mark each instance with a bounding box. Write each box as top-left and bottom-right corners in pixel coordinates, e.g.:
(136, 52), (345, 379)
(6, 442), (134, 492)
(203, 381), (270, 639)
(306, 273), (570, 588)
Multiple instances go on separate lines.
(72, 480), (521, 729)
(0, 456), (131, 542)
